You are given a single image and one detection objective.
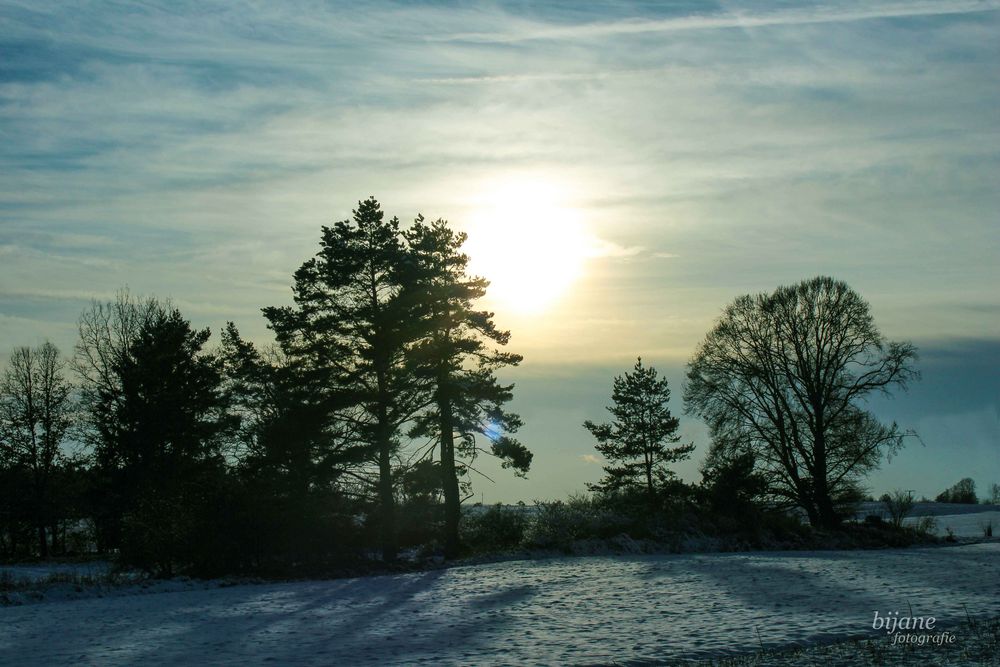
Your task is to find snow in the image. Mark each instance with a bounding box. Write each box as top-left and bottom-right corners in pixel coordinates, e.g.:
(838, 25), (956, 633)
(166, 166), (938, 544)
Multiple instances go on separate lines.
(854, 502), (999, 537)
(2, 542), (999, 665)
(0, 560), (113, 584)
(905, 511), (1000, 538)
(857, 501), (1000, 519)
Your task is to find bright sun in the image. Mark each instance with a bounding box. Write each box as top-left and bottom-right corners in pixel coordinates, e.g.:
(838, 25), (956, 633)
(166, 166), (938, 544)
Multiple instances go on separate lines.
(462, 178), (594, 315)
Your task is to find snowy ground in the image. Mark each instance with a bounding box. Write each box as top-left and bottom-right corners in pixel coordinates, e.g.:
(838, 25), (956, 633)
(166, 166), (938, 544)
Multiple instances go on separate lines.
(0, 560), (112, 583)
(2, 542), (999, 666)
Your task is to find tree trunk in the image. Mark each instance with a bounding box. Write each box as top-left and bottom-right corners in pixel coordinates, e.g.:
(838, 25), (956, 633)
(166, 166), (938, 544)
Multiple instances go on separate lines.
(377, 435), (396, 562)
(438, 393), (461, 559)
(802, 501), (819, 527)
(375, 360), (397, 562)
(812, 431), (840, 528)
(645, 462), (656, 507)
(814, 478), (839, 528)
(37, 525), (48, 558)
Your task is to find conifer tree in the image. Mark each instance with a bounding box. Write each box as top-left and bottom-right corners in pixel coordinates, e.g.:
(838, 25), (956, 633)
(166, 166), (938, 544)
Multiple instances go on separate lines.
(585, 358), (694, 504)
(264, 198), (426, 561)
(219, 323), (365, 567)
(404, 217), (531, 558)
(75, 292), (231, 570)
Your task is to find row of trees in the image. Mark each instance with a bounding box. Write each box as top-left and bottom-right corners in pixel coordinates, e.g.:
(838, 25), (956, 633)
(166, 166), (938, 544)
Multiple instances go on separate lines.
(2, 197), (924, 569)
(936, 478), (978, 504)
(0, 198), (531, 569)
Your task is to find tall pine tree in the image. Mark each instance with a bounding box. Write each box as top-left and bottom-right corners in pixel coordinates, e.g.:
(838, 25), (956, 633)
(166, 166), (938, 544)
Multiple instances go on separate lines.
(404, 217), (531, 558)
(264, 198), (426, 561)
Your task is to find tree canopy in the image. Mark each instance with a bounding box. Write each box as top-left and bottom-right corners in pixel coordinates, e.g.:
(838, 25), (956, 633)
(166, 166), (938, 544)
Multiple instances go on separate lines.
(684, 276), (918, 528)
(0, 342), (74, 557)
(404, 216), (530, 557)
(263, 198), (531, 560)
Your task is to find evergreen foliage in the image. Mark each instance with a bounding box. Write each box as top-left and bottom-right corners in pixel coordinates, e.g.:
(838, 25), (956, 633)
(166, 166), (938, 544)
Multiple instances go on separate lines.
(404, 217), (530, 557)
(585, 358), (694, 504)
(74, 292), (231, 573)
(262, 197), (427, 561)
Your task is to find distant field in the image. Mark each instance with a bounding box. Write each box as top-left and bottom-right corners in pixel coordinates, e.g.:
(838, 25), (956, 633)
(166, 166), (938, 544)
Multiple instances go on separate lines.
(855, 502), (1000, 538)
(856, 501), (1000, 518)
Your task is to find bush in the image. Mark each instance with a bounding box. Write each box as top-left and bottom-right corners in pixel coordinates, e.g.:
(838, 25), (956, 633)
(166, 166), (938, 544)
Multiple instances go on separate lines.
(700, 450), (767, 530)
(914, 515), (938, 536)
(524, 495), (633, 551)
(396, 499), (442, 551)
(460, 504), (528, 553)
(882, 489), (915, 528)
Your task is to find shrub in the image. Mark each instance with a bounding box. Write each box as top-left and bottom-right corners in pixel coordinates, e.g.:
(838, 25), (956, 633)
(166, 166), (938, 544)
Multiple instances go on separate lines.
(914, 515), (938, 536)
(883, 489), (915, 528)
(460, 504), (528, 553)
(524, 495), (632, 551)
(700, 450), (767, 530)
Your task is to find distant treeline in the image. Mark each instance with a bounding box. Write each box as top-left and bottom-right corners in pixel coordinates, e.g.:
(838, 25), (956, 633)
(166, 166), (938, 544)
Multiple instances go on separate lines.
(0, 198), (947, 575)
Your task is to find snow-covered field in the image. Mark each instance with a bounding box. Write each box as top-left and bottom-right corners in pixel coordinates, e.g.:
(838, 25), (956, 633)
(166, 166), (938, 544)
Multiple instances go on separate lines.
(2, 542), (999, 666)
(905, 511), (1000, 538)
(0, 560), (112, 584)
(854, 501), (1000, 538)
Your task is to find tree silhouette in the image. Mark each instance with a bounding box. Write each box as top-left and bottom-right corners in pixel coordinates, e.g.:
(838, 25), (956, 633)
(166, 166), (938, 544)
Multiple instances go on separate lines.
(585, 358), (694, 504)
(218, 323), (368, 568)
(404, 217), (531, 558)
(0, 342), (73, 557)
(220, 322), (363, 493)
(936, 478), (976, 504)
(75, 292), (231, 568)
(684, 276), (919, 528)
(264, 197), (427, 561)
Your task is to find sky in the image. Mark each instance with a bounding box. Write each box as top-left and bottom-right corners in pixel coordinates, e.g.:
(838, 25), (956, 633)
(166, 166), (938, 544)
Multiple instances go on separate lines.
(1, 0), (998, 503)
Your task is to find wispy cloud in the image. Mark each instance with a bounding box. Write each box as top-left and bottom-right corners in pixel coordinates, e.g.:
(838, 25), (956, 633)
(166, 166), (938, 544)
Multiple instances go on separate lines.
(434, 1), (1000, 43)
(1, 0), (997, 354)
(0, 0), (997, 503)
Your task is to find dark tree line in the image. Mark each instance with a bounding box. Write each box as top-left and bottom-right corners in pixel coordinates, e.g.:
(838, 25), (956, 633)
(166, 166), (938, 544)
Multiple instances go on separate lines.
(0, 198), (530, 572)
(2, 213), (924, 569)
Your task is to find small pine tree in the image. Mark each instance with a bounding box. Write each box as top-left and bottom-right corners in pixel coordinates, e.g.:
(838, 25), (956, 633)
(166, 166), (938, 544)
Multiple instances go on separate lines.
(585, 358), (694, 504)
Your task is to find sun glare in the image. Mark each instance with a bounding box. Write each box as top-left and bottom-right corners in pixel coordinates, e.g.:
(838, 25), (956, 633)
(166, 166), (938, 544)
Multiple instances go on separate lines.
(462, 177), (593, 315)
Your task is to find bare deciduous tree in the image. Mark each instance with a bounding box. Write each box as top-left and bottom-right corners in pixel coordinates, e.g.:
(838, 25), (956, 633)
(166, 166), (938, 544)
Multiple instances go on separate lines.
(0, 342), (74, 556)
(684, 276), (919, 528)
(883, 489), (915, 528)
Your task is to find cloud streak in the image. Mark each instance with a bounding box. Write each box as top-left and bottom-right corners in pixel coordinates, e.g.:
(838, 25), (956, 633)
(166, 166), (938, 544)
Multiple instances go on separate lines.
(433, 1), (1000, 43)
(0, 1), (997, 501)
